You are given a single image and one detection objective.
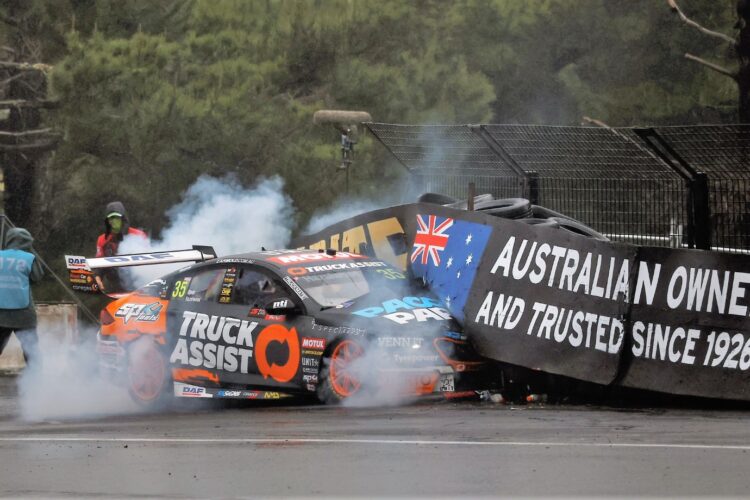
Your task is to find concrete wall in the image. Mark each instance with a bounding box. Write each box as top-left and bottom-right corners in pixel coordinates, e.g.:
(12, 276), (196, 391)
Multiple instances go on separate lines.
(0, 303), (78, 373)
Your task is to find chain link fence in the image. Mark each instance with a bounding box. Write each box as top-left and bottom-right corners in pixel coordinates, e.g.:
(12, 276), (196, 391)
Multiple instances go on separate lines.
(366, 122), (750, 253)
(367, 124), (526, 199)
(649, 125), (750, 252)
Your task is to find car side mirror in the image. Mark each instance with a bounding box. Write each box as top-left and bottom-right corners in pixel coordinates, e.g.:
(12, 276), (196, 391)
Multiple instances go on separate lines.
(264, 298), (298, 316)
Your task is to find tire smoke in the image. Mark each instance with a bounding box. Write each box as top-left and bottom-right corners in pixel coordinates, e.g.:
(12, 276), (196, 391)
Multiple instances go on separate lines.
(120, 175), (295, 287)
(324, 331), (458, 408)
(16, 324), (142, 422)
(315, 279), (457, 407)
(333, 339), (421, 408)
(304, 196), (400, 235)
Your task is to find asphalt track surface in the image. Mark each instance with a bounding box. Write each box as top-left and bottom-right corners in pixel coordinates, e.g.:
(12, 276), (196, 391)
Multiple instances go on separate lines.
(1, 376), (750, 498)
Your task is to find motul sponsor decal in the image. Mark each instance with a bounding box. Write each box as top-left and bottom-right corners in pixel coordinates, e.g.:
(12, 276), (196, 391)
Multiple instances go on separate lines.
(269, 251), (366, 265)
(302, 337), (326, 350)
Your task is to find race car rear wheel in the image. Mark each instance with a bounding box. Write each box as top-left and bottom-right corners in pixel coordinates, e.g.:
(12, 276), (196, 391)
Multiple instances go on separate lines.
(127, 336), (170, 408)
(317, 339), (365, 404)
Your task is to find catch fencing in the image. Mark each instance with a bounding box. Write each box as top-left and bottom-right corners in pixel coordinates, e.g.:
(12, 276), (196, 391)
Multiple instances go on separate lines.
(366, 123), (750, 253)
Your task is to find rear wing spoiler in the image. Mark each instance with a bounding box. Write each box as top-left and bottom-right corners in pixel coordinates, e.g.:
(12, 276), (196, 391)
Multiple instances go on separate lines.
(83, 245), (217, 270)
(64, 245), (217, 293)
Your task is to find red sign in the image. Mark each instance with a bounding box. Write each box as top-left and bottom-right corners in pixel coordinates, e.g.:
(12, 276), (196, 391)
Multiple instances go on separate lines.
(302, 337), (326, 350)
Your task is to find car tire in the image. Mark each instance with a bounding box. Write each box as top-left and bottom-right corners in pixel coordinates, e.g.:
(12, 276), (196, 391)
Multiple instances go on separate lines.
(519, 217), (560, 228)
(475, 198), (531, 219)
(445, 193), (495, 209)
(317, 339), (365, 405)
(417, 192), (458, 205)
(126, 336), (170, 409)
(530, 205), (574, 220)
(548, 217), (610, 241)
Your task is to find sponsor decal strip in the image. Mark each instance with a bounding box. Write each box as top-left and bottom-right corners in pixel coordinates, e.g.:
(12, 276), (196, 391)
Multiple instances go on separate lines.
(170, 312), (256, 374)
(288, 261), (387, 276)
(283, 276), (308, 300)
(87, 249), (215, 269)
(173, 382), (290, 399)
(115, 302), (162, 324)
(1, 437), (749, 451)
(268, 251), (366, 265)
(65, 255), (90, 270)
(352, 296), (451, 324)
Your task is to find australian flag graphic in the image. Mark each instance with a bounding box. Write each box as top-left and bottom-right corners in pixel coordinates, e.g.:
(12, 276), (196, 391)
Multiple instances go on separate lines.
(409, 214), (493, 323)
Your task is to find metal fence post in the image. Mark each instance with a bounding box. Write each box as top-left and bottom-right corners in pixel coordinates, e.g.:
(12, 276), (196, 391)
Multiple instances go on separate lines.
(691, 172), (711, 250)
(527, 171), (539, 205)
(633, 128), (711, 250)
(468, 125), (529, 198)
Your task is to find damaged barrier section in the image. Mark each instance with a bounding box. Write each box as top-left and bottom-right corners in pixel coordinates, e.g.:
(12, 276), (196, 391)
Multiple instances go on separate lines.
(293, 202), (750, 401)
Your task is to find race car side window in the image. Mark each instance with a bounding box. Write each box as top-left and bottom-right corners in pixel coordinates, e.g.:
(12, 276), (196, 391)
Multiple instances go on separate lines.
(230, 267), (291, 308)
(172, 267), (226, 303)
(135, 278), (169, 299)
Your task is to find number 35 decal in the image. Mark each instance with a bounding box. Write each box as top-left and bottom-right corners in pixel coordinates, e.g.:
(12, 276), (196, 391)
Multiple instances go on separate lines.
(172, 279), (188, 298)
(376, 268), (405, 280)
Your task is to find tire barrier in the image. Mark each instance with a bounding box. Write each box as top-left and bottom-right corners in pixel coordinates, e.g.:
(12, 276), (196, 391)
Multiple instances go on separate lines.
(475, 198), (531, 219)
(440, 194), (607, 239)
(518, 217), (560, 228)
(548, 217), (609, 242)
(417, 192), (458, 205)
(529, 204), (574, 220)
(445, 194), (494, 209)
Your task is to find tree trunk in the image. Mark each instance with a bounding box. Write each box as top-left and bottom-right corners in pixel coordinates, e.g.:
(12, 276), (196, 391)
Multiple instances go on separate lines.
(0, 1), (56, 236)
(738, 65), (750, 123)
(738, 2), (750, 123)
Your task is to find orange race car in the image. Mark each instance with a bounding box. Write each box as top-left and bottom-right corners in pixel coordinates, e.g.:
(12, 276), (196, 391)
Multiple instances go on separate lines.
(67, 247), (488, 406)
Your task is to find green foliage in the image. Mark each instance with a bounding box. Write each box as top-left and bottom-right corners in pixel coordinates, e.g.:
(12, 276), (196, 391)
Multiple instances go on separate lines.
(2, 0), (743, 302)
(43, 0), (497, 262)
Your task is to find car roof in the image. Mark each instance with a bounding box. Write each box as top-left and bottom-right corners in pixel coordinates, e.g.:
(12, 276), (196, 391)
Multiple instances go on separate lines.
(200, 249), (383, 273)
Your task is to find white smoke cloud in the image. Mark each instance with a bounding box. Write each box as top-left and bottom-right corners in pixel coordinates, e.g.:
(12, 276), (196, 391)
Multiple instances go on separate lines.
(17, 325), (143, 421)
(15, 173), (448, 421)
(325, 330), (461, 408)
(336, 341), (420, 408)
(304, 196), (400, 235)
(120, 175), (295, 287)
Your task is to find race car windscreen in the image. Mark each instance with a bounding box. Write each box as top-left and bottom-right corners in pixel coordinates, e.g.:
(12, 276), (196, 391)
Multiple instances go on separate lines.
(292, 265), (406, 308)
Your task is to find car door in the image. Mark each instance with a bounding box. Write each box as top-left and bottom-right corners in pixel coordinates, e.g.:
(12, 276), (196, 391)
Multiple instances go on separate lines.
(166, 263), (306, 390)
(217, 264), (308, 390)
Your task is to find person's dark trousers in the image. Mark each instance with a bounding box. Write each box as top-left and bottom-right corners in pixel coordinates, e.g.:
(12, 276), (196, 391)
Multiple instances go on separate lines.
(0, 326), (39, 366)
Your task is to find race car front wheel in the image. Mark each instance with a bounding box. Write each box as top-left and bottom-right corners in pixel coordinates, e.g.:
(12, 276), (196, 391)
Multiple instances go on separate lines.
(317, 339), (365, 405)
(127, 336), (170, 409)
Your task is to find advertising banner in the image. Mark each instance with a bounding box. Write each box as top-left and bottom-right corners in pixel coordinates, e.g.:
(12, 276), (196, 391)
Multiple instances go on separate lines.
(623, 247), (750, 400)
(461, 217), (635, 384)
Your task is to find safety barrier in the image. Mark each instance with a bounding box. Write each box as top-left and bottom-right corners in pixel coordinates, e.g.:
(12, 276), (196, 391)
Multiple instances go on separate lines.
(294, 203), (750, 401)
(0, 303), (78, 373)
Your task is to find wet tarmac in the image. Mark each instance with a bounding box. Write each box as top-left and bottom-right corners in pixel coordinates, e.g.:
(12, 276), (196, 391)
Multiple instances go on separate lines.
(1, 375), (749, 498)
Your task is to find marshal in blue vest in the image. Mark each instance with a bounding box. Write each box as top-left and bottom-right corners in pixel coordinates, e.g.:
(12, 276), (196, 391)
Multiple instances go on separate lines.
(0, 249), (35, 309)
